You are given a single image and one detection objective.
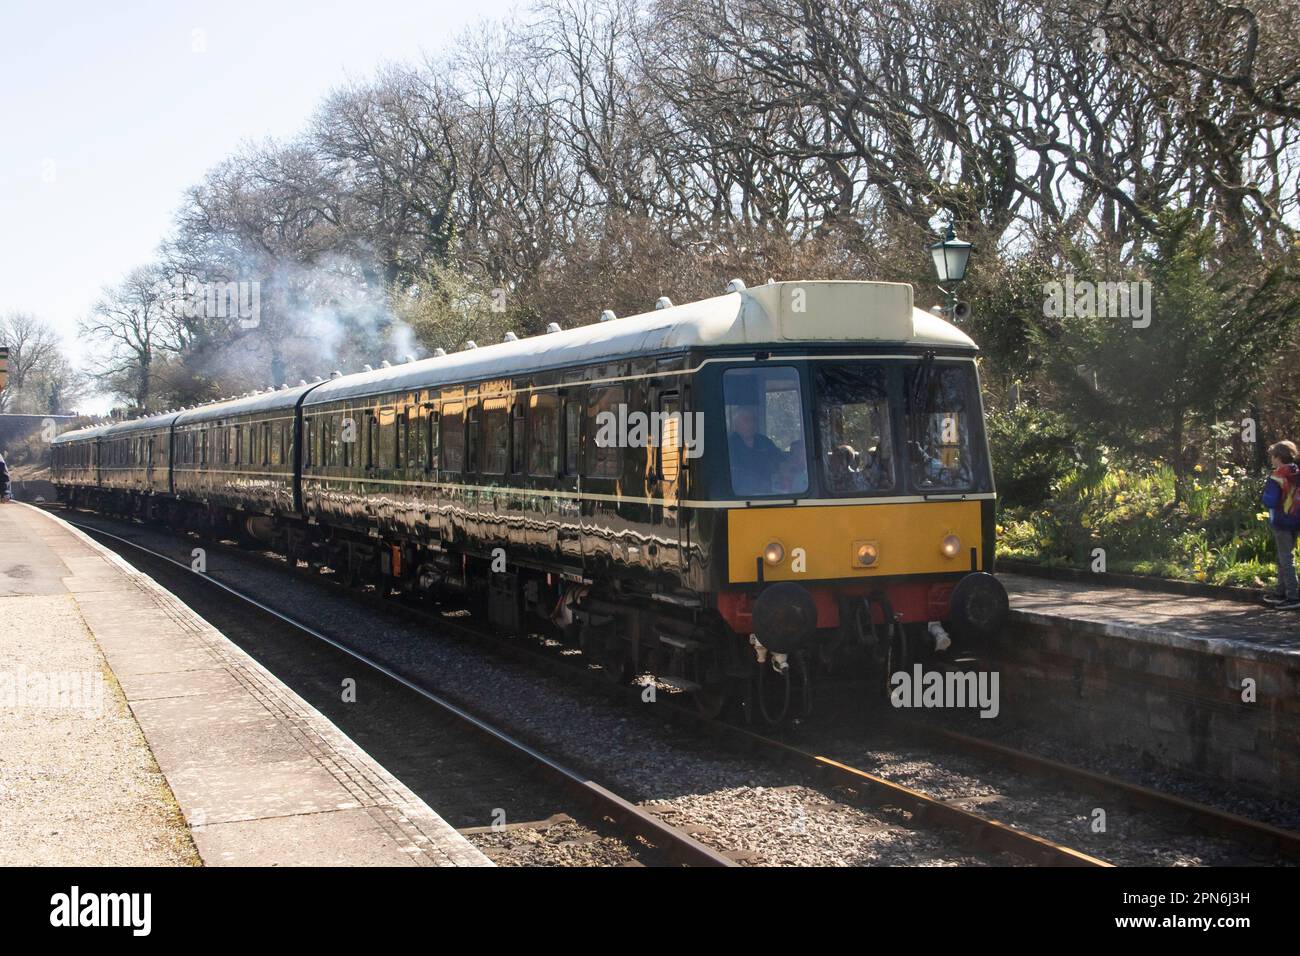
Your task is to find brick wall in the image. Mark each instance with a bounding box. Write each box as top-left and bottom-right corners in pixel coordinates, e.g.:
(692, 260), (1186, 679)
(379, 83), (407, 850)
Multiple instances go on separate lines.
(996, 615), (1300, 796)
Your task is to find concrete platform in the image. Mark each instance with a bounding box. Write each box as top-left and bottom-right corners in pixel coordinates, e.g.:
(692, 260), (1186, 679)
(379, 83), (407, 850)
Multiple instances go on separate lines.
(0, 502), (491, 866)
(1002, 572), (1300, 663)
(999, 572), (1299, 795)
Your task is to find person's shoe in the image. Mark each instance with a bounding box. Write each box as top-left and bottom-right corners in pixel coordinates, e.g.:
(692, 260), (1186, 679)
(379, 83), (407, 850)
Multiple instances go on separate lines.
(1263, 592), (1289, 605)
(1275, 598), (1300, 611)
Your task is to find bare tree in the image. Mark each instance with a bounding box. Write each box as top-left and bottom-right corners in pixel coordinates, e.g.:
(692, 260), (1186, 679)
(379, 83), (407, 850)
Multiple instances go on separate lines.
(0, 312), (63, 412)
(80, 266), (184, 412)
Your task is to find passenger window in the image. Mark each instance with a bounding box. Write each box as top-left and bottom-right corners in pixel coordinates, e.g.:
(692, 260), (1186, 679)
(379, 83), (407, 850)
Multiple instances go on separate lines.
(529, 393), (559, 476)
(405, 411), (420, 470)
(442, 404), (465, 473)
(467, 404), (481, 473)
(428, 410), (441, 472)
(563, 399), (581, 475)
(510, 402), (526, 474)
(378, 409), (396, 470)
(586, 385), (624, 478)
(658, 393), (681, 486)
(481, 401), (509, 475)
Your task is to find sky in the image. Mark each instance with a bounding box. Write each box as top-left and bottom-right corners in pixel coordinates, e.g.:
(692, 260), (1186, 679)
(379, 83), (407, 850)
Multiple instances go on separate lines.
(0, 0), (518, 412)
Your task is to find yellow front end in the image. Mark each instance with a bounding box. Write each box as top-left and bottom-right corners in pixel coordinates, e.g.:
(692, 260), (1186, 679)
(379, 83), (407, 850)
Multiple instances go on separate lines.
(727, 500), (984, 584)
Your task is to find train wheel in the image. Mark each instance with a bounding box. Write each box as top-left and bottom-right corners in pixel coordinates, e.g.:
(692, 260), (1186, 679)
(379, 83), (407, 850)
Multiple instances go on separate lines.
(599, 644), (633, 685)
(882, 623), (914, 701)
(694, 683), (730, 720)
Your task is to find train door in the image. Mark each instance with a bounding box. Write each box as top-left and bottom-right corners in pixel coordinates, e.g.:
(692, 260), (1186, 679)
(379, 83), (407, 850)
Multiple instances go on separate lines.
(651, 388), (684, 576)
(556, 388), (584, 570)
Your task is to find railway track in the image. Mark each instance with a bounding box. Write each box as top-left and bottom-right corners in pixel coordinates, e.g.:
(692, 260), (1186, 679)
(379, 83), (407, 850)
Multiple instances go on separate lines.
(889, 718), (1300, 861)
(58, 506), (1300, 866)
(61, 514), (734, 867)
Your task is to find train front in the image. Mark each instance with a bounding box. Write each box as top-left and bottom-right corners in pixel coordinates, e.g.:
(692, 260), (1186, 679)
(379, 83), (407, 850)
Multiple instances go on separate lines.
(704, 285), (1008, 687)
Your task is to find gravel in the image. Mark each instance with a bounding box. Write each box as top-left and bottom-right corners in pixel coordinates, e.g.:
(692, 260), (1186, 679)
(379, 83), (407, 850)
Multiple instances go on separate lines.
(466, 816), (650, 867)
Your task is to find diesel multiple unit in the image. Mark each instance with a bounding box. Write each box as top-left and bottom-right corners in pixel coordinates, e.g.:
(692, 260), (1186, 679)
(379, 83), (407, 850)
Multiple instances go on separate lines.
(52, 280), (1008, 723)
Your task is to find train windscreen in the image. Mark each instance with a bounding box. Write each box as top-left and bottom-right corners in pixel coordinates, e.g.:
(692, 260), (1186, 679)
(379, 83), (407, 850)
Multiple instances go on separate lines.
(724, 366), (808, 497)
(904, 361), (979, 492)
(814, 364), (897, 495)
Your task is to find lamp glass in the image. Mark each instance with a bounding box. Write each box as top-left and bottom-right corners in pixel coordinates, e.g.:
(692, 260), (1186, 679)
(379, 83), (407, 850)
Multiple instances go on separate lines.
(930, 233), (972, 284)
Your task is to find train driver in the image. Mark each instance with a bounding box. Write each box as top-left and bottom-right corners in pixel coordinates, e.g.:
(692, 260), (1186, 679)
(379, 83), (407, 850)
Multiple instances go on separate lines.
(728, 405), (786, 495)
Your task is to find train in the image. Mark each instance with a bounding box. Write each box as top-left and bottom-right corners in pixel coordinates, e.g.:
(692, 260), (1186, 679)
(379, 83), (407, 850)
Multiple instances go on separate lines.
(52, 279), (1009, 723)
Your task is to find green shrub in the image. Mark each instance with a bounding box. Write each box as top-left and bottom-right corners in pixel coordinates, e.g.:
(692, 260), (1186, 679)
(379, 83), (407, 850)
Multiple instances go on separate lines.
(987, 404), (1079, 510)
(1211, 561), (1272, 589)
(996, 452), (1275, 588)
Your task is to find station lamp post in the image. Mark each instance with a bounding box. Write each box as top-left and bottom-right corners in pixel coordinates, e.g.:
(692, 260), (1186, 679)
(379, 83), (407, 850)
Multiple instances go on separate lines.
(929, 221), (973, 321)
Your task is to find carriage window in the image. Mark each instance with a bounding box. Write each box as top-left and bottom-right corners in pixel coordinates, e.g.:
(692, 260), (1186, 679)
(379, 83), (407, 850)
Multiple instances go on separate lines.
(402, 411), (418, 470)
(724, 367), (807, 497)
(428, 410), (441, 471)
(404, 410), (418, 469)
(904, 362), (977, 492)
(270, 420), (283, 466)
(658, 393), (681, 486)
(377, 410), (396, 470)
(442, 404), (465, 473)
(394, 411), (405, 469)
(815, 365), (896, 494)
(529, 393), (559, 476)
(481, 401), (509, 475)
(467, 405), (482, 472)
(563, 398), (581, 475)
(510, 402), (526, 474)
(587, 385), (624, 478)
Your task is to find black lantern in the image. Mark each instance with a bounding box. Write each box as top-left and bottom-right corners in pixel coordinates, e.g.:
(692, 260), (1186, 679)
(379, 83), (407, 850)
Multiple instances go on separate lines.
(929, 222), (972, 285)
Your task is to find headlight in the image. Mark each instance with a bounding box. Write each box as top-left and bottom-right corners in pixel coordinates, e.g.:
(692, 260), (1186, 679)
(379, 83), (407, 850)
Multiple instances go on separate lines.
(854, 541), (879, 567)
(940, 533), (962, 558)
(763, 541), (785, 565)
